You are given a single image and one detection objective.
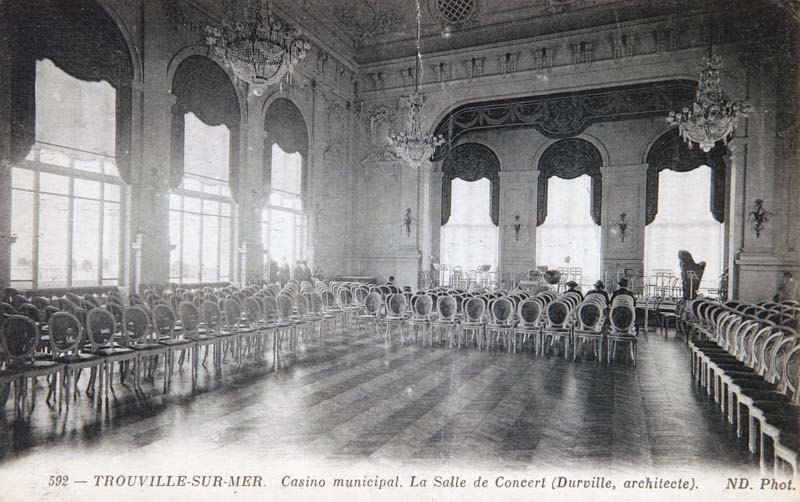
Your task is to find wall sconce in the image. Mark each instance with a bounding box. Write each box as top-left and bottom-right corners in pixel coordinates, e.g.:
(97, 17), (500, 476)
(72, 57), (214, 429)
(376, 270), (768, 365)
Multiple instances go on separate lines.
(403, 208), (413, 238)
(749, 199), (773, 238)
(512, 214), (522, 242)
(611, 213), (628, 243)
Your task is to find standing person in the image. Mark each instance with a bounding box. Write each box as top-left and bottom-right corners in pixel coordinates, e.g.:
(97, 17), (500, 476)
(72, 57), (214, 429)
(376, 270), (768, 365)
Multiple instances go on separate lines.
(269, 257), (278, 283)
(300, 260), (312, 282)
(292, 260), (302, 282)
(278, 258), (290, 287)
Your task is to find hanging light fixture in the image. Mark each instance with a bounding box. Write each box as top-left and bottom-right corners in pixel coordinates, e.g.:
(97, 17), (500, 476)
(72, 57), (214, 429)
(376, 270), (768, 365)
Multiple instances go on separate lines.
(389, 0), (445, 166)
(204, 0), (311, 94)
(667, 34), (752, 152)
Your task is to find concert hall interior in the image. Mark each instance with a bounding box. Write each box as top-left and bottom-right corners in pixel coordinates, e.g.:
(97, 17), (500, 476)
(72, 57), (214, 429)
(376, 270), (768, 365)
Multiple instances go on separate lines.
(1, 0), (799, 478)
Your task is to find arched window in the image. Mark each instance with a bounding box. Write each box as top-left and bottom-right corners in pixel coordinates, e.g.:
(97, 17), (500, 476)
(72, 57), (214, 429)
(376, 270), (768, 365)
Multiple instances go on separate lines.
(169, 56), (240, 284)
(644, 128), (727, 291)
(441, 178), (498, 272)
(439, 143), (501, 280)
(645, 166), (724, 290)
(169, 113), (233, 283)
(535, 138), (603, 286)
(262, 99), (309, 281)
(11, 61), (125, 289)
(262, 144), (308, 280)
(536, 175), (601, 285)
(7, 0), (133, 290)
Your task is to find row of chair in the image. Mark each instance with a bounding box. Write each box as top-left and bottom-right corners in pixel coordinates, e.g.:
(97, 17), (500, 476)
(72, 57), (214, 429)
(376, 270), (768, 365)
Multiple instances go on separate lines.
(688, 298), (800, 476)
(0, 279), (364, 420)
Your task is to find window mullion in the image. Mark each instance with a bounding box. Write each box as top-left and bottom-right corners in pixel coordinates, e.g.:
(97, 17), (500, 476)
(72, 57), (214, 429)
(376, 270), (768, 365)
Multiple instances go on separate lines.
(32, 168), (40, 289)
(98, 188), (105, 286)
(66, 176), (75, 288)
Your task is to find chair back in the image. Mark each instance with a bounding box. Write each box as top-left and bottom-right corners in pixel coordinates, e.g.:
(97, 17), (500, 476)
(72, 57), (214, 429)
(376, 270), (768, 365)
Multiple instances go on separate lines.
(1, 315), (39, 367)
(517, 299), (541, 326)
(123, 306), (153, 346)
(0, 302), (17, 317)
(244, 297), (262, 324)
(200, 300), (223, 334)
(86, 307), (117, 348)
(437, 295), (457, 321)
(18, 303), (43, 324)
(153, 304), (176, 339)
(338, 288), (354, 309)
(308, 293), (324, 316)
(276, 294), (295, 321)
(364, 292), (382, 316)
(576, 302), (604, 332)
(178, 301), (201, 334)
(545, 300), (571, 328)
(48, 311), (83, 355)
(223, 298), (242, 330)
(261, 295), (278, 322)
(490, 297), (513, 325)
(412, 294), (433, 319)
(609, 304), (635, 333)
(386, 293), (406, 318)
(354, 287), (369, 306)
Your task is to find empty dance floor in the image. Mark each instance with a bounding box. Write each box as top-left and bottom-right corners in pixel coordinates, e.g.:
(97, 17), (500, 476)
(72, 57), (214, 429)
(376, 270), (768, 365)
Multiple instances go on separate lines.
(0, 329), (755, 471)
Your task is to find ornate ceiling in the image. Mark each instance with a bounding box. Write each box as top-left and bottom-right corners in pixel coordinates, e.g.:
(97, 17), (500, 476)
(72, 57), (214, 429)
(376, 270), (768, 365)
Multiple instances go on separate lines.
(303, 0), (695, 64)
(184, 0), (798, 66)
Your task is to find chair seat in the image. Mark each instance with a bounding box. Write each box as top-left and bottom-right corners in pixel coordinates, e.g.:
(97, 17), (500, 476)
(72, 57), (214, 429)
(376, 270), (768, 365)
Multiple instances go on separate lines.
(487, 323), (516, 330)
(94, 347), (136, 357)
(159, 338), (194, 347)
(743, 390), (792, 402)
(54, 354), (102, 364)
(130, 343), (168, 351)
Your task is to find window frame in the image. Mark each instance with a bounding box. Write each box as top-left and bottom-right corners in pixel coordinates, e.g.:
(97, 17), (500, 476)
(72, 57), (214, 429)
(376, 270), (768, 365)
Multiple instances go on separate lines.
(11, 143), (127, 290)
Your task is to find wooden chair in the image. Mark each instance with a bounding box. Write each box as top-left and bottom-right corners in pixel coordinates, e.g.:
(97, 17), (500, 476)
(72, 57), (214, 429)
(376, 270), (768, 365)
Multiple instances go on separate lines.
(1, 315), (63, 418)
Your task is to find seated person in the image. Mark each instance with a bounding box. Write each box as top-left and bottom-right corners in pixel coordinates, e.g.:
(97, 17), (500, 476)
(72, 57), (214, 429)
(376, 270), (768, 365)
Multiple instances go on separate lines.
(611, 278), (636, 303)
(588, 280), (610, 303)
(564, 280), (584, 300)
(385, 275), (396, 286)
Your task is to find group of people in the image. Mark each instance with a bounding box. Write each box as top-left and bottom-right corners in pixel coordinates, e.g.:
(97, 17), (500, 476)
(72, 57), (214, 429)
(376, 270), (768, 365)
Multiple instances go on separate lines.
(268, 258), (313, 286)
(563, 278), (635, 304)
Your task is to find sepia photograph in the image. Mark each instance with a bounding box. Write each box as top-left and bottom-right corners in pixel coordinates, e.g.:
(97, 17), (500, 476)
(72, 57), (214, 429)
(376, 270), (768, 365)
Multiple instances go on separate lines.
(0, 0), (799, 500)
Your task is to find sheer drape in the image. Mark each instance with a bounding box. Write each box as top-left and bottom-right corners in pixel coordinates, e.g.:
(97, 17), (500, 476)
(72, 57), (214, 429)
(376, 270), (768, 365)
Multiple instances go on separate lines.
(645, 166), (724, 289)
(441, 179), (498, 272)
(536, 175), (601, 285)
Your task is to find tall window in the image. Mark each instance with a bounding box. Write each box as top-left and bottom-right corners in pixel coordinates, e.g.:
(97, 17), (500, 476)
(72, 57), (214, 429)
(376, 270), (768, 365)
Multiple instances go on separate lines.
(536, 175), (601, 286)
(169, 112), (233, 284)
(645, 166), (724, 290)
(11, 59), (124, 289)
(262, 144), (308, 278)
(441, 178), (498, 272)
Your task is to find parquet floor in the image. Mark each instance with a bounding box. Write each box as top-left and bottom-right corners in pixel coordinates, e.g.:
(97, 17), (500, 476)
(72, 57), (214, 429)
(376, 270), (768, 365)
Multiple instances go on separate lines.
(0, 327), (755, 470)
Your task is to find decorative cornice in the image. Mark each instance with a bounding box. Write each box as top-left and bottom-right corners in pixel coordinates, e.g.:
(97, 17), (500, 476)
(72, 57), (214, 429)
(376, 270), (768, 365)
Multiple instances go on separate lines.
(432, 79), (696, 160)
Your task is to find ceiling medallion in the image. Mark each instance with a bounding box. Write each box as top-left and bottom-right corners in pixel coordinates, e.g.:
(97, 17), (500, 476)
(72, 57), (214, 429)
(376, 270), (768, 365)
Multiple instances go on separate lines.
(429, 0), (481, 31)
(667, 49), (752, 152)
(204, 0), (310, 94)
(389, 0), (445, 167)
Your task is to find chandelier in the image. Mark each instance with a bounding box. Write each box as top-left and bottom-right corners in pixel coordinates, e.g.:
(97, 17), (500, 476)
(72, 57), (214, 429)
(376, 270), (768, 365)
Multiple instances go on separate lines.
(667, 49), (752, 152)
(389, 0), (445, 166)
(204, 0), (311, 94)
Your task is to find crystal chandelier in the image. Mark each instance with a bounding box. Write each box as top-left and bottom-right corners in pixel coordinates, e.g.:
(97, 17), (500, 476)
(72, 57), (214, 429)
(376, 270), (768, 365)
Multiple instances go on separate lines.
(389, 0), (445, 166)
(667, 49), (752, 152)
(204, 0), (311, 94)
